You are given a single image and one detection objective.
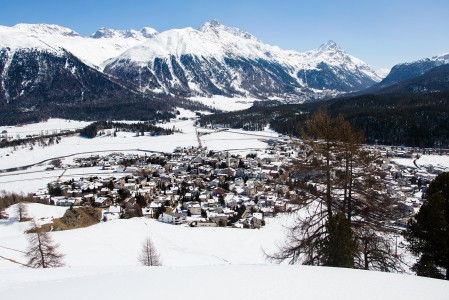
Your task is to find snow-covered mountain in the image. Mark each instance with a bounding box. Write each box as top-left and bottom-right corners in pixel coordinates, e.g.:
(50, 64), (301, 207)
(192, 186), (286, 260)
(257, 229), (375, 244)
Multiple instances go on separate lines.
(0, 23), (158, 69)
(0, 21), (380, 104)
(0, 46), (140, 106)
(104, 20), (381, 101)
(375, 52), (449, 88)
(0, 23), (158, 108)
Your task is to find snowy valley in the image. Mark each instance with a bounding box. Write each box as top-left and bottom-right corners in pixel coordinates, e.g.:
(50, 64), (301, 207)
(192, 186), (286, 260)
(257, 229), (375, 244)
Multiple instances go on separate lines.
(1, 13), (449, 300)
(1, 111), (449, 299)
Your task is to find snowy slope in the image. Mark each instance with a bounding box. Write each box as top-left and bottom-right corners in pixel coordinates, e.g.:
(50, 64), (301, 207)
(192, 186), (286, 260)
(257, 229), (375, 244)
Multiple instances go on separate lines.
(0, 23), (158, 68)
(1, 265), (448, 300)
(0, 204), (447, 299)
(104, 21), (380, 100)
(112, 21), (377, 77)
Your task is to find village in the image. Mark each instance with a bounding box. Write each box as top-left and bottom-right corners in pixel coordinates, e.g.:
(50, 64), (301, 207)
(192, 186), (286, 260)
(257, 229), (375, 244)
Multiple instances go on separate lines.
(27, 133), (449, 231)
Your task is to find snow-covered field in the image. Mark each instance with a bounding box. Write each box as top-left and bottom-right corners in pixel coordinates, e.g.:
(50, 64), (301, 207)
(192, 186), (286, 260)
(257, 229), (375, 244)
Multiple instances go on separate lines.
(416, 154), (449, 169)
(0, 118), (91, 140)
(0, 112), (279, 171)
(0, 166), (134, 194)
(0, 204), (448, 300)
(190, 95), (260, 111)
(392, 154), (449, 170)
(0, 112), (281, 194)
(0, 203), (286, 268)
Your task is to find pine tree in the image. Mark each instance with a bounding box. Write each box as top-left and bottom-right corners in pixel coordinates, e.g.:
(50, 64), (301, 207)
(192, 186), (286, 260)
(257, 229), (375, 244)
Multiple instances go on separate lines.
(406, 172), (449, 279)
(138, 237), (162, 266)
(25, 221), (65, 268)
(321, 213), (357, 268)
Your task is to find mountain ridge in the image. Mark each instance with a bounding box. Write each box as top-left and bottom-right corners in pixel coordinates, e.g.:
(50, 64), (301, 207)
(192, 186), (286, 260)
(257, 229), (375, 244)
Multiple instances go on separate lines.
(0, 21), (381, 102)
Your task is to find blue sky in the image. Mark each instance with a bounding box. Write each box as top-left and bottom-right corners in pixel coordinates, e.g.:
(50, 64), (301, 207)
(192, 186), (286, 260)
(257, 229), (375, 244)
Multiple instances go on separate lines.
(1, 0), (449, 70)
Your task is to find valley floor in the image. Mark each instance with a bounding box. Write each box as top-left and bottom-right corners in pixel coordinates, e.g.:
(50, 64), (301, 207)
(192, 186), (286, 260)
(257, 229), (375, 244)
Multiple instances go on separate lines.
(1, 107), (449, 298)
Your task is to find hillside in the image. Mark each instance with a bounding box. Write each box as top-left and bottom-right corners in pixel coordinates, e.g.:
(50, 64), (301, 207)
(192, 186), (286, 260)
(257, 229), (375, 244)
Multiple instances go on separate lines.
(1, 265), (448, 300)
(200, 90), (449, 147)
(358, 63), (449, 95)
(1, 203), (448, 299)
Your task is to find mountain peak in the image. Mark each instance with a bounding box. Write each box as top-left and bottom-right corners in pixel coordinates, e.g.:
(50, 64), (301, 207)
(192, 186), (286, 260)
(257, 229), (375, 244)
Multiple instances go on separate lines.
(199, 20), (257, 41)
(91, 27), (124, 39)
(140, 27), (158, 38)
(12, 23), (79, 37)
(318, 40), (341, 52)
(91, 27), (158, 39)
(209, 19), (221, 27)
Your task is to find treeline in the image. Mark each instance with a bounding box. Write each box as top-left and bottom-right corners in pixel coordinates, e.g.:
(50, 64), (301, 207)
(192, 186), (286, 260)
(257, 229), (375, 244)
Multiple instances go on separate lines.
(200, 91), (449, 148)
(79, 121), (174, 138)
(199, 104), (307, 133)
(0, 131), (73, 149)
(0, 95), (216, 126)
(0, 191), (37, 218)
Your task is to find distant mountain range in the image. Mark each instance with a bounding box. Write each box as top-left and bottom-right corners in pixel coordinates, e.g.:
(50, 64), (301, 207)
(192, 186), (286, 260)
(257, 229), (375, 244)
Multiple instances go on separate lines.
(363, 53), (449, 93)
(0, 21), (381, 107)
(1, 20), (449, 125)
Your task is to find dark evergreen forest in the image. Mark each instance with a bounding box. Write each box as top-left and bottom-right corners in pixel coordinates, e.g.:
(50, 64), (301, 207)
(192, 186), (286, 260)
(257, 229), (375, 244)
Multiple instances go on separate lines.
(199, 91), (449, 148)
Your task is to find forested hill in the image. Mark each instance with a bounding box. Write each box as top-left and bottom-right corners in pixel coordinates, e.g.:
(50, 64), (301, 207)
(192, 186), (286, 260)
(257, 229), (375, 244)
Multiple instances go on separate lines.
(199, 91), (449, 148)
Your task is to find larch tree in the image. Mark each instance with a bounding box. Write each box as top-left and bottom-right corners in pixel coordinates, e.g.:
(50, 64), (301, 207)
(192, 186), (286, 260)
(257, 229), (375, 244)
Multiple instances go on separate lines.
(138, 237), (162, 266)
(14, 202), (29, 222)
(267, 110), (403, 271)
(25, 221), (65, 268)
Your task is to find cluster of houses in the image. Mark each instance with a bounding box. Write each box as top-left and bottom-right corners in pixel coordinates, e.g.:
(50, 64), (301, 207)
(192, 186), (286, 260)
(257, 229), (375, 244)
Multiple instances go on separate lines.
(31, 139), (445, 230)
(34, 144), (296, 229)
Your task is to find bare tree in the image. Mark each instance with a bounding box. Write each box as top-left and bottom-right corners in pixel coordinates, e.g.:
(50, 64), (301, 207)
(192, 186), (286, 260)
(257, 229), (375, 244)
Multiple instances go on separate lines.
(138, 237), (162, 266)
(14, 202), (29, 222)
(25, 221), (65, 268)
(268, 110), (403, 271)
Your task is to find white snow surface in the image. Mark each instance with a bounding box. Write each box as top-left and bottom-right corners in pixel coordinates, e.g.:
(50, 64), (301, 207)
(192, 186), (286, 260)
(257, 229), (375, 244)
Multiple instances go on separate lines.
(0, 204), (289, 268)
(392, 155), (449, 170)
(0, 264), (448, 300)
(416, 154), (449, 169)
(190, 96), (260, 111)
(376, 67), (391, 78)
(0, 118), (91, 139)
(1, 205), (448, 300)
(0, 23), (158, 68)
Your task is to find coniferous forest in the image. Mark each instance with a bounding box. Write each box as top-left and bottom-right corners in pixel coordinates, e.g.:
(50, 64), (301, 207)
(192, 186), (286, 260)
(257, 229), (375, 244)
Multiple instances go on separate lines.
(199, 91), (449, 148)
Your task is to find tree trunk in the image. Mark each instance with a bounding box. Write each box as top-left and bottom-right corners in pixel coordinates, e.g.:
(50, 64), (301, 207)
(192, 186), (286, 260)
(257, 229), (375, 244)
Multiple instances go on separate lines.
(347, 159), (353, 222)
(342, 153), (349, 216)
(364, 239), (369, 270)
(326, 145), (333, 219)
(37, 233), (46, 268)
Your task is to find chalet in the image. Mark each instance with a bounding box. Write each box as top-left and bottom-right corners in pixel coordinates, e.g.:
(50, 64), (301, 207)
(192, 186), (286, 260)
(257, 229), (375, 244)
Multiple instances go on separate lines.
(159, 212), (186, 225)
(106, 204), (123, 220)
(95, 196), (112, 207)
